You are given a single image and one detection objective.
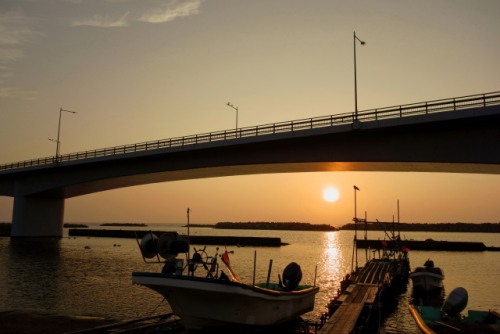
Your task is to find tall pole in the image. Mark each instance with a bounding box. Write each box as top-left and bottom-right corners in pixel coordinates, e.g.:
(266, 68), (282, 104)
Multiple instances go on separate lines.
(354, 32), (358, 119)
(352, 185), (360, 272)
(354, 32), (366, 120)
(226, 102), (238, 137)
(397, 199), (400, 239)
(365, 211), (368, 264)
(187, 207), (191, 263)
(354, 186), (358, 219)
(55, 108), (63, 160)
(53, 107), (77, 162)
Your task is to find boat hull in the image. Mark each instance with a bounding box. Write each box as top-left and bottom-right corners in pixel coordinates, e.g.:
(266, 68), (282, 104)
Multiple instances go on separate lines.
(132, 272), (319, 331)
(408, 305), (438, 334)
(409, 305), (500, 334)
(409, 271), (444, 292)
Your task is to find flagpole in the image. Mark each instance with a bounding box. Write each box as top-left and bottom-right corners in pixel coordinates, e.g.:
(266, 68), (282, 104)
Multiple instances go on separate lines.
(365, 211), (368, 264)
(353, 185), (360, 272)
(355, 189), (358, 271)
(397, 200), (400, 239)
(187, 208), (191, 274)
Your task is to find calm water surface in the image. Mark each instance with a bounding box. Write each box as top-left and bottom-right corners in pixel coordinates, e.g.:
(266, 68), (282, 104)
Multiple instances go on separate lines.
(0, 224), (499, 334)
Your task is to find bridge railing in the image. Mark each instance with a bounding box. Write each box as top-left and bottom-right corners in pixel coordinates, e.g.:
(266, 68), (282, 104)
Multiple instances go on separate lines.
(2, 91), (500, 172)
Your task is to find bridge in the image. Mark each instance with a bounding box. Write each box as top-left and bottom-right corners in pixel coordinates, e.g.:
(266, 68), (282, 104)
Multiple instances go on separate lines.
(1, 91), (500, 237)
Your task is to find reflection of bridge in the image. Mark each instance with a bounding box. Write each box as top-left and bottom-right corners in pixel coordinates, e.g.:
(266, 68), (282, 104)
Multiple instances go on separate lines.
(1, 91), (500, 237)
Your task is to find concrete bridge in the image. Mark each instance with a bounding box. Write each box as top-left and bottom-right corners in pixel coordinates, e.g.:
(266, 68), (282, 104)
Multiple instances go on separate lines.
(1, 91), (499, 237)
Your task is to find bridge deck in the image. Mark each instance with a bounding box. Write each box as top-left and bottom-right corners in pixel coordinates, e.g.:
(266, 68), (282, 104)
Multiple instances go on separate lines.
(319, 260), (391, 334)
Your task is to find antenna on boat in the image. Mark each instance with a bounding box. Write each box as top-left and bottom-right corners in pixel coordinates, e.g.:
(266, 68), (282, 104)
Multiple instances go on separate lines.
(365, 211), (368, 264)
(266, 259), (273, 289)
(252, 250), (257, 288)
(314, 265), (318, 287)
(397, 200), (401, 239)
(187, 208), (191, 269)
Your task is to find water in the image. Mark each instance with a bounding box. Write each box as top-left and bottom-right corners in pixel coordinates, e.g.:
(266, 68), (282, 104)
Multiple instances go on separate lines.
(1, 224), (499, 333)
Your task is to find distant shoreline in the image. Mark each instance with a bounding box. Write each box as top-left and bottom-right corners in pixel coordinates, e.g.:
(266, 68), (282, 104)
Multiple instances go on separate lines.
(183, 224), (214, 228)
(99, 223), (148, 227)
(63, 223), (88, 228)
(213, 222), (338, 232)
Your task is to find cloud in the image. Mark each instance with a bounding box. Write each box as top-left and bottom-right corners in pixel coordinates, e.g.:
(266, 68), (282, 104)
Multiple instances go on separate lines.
(0, 49), (24, 63)
(71, 12), (129, 27)
(0, 10), (45, 46)
(0, 10), (40, 100)
(138, 0), (204, 24)
(65, 0), (134, 3)
(0, 87), (38, 100)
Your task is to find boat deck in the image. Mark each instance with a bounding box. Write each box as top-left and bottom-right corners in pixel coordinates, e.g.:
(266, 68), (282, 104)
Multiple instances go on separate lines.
(319, 260), (393, 334)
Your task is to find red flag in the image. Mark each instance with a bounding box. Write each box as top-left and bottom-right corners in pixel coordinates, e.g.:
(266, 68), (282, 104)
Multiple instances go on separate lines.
(222, 251), (230, 267)
(381, 241), (388, 247)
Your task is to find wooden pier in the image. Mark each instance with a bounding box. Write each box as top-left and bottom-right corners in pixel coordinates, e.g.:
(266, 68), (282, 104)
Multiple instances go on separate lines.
(319, 257), (408, 334)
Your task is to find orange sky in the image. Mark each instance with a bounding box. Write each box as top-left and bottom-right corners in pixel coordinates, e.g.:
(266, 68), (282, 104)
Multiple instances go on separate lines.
(1, 0), (499, 225)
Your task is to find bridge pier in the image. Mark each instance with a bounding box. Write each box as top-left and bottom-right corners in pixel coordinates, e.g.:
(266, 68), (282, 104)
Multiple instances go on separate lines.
(11, 195), (65, 237)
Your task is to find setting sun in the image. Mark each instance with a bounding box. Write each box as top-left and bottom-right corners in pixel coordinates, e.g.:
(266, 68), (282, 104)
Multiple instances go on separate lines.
(323, 188), (339, 202)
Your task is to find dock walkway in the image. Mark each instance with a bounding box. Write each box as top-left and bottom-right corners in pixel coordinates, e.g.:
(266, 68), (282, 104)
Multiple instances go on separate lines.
(319, 259), (393, 334)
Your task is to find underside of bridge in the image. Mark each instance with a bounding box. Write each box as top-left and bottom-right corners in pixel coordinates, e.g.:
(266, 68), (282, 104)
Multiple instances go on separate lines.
(2, 104), (500, 237)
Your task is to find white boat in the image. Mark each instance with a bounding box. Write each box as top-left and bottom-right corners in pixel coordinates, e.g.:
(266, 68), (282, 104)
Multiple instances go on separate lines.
(132, 231), (319, 332)
(409, 259), (444, 292)
(132, 272), (319, 330)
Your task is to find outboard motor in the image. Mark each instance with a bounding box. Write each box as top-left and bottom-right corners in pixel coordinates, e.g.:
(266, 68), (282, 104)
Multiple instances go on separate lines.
(442, 287), (468, 317)
(278, 262), (302, 291)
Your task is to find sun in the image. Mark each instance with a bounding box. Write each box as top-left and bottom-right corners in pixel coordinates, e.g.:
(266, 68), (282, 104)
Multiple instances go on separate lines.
(323, 188), (339, 202)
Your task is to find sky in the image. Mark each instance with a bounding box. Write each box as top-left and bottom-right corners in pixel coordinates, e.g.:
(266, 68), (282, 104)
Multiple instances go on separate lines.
(0, 0), (499, 226)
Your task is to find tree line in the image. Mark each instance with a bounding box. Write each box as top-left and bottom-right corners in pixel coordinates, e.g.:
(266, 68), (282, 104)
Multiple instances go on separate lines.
(215, 222), (338, 231)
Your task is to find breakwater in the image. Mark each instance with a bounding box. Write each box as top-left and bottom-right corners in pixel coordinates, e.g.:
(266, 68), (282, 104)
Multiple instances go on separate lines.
(68, 229), (284, 247)
(342, 222), (500, 233)
(355, 239), (500, 251)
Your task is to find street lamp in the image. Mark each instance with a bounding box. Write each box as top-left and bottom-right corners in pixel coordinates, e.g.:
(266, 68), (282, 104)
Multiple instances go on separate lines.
(226, 102), (238, 137)
(354, 32), (366, 120)
(49, 107), (77, 162)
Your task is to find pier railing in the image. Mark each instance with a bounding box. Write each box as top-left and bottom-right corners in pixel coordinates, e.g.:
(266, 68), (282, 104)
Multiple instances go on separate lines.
(2, 91), (500, 172)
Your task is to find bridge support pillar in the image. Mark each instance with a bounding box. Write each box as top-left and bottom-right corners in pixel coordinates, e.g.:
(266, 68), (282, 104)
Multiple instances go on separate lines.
(11, 195), (65, 237)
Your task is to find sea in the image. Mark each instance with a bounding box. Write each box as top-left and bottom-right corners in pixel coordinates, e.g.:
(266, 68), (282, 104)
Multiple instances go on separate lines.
(1, 223), (499, 334)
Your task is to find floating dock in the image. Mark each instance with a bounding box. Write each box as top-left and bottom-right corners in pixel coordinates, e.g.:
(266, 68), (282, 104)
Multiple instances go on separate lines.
(68, 229), (284, 247)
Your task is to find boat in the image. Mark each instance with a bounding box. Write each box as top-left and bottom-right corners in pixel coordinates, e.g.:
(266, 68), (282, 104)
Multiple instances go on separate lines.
(131, 230), (319, 333)
(409, 287), (500, 334)
(409, 259), (444, 292)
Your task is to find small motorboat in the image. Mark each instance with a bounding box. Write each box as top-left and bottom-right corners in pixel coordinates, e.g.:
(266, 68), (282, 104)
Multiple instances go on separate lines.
(409, 287), (500, 334)
(131, 231), (319, 333)
(409, 259), (444, 292)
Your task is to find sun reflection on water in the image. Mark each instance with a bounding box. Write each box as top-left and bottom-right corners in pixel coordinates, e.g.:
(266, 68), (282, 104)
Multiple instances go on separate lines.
(312, 231), (352, 317)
